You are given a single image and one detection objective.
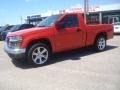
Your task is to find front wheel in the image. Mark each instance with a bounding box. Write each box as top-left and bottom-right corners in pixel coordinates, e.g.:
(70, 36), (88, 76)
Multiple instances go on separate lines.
(95, 35), (106, 52)
(27, 43), (51, 66)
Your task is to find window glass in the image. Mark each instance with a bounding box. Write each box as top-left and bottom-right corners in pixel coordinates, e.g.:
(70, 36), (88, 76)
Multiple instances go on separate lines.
(20, 24), (33, 29)
(86, 15), (99, 24)
(9, 25), (21, 32)
(61, 14), (79, 27)
(37, 15), (61, 27)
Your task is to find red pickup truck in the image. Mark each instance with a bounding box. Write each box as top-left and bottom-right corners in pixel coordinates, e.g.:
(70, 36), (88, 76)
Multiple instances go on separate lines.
(4, 13), (113, 66)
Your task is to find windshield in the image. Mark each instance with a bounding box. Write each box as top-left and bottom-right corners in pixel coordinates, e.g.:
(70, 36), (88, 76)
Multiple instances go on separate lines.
(9, 25), (21, 32)
(37, 14), (62, 27)
(113, 22), (120, 25)
(0, 26), (9, 31)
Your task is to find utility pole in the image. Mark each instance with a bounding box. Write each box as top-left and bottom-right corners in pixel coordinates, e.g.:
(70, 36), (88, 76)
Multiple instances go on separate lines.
(84, 0), (89, 24)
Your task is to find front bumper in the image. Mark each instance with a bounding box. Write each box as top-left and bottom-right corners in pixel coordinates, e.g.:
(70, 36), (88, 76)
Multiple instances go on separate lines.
(4, 43), (26, 60)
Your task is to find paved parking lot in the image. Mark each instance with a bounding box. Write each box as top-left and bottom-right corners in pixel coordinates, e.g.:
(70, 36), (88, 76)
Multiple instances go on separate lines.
(0, 35), (120, 90)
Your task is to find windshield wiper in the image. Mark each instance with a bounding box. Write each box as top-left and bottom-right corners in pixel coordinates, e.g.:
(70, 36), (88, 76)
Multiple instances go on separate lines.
(37, 25), (46, 27)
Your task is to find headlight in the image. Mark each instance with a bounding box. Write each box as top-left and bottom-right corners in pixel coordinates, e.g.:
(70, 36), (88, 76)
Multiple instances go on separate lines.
(9, 36), (22, 42)
(7, 36), (23, 48)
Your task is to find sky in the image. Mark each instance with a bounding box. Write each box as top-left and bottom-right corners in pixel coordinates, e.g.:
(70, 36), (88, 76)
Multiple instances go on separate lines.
(0, 0), (120, 25)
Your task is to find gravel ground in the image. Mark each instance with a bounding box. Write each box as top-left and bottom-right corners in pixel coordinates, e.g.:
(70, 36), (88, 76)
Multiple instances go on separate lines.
(0, 35), (120, 90)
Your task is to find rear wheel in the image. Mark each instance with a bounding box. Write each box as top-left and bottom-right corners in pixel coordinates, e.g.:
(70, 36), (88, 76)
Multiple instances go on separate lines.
(95, 35), (106, 52)
(27, 43), (51, 66)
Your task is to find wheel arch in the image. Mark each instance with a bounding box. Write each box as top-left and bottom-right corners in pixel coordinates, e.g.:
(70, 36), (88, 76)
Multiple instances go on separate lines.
(26, 38), (53, 53)
(94, 32), (107, 43)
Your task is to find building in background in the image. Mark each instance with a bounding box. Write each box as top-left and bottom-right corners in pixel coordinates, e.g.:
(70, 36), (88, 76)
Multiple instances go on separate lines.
(26, 3), (120, 25)
(26, 10), (59, 25)
(65, 3), (120, 24)
(26, 15), (46, 25)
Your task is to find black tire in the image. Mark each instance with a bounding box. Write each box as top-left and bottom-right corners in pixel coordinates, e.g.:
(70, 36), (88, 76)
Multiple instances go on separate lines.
(27, 43), (51, 66)
(94, 35), (106, 52)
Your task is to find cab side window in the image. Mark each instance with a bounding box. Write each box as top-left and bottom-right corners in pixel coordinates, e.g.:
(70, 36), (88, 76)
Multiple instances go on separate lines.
(61, 14), (79, 27)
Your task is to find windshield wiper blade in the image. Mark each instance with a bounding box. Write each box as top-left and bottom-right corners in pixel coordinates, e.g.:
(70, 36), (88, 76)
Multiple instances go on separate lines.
(37, 25), (46, 27)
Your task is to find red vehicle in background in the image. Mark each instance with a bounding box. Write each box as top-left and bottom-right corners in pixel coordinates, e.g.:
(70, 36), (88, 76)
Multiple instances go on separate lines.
(4, 13), (113, 66)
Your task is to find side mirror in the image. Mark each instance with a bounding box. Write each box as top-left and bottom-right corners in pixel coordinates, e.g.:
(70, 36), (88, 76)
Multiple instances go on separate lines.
(56, 22), (65, 29)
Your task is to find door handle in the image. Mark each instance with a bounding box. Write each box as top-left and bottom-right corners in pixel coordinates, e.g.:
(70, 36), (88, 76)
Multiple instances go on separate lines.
(76, 28), (81, 32)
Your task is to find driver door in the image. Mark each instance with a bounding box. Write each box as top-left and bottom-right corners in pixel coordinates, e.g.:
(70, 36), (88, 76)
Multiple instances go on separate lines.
(54, 14), (83, 52)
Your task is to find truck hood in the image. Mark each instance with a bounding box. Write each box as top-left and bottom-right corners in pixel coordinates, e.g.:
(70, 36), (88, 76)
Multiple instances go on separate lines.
(7, 27), (52, 37)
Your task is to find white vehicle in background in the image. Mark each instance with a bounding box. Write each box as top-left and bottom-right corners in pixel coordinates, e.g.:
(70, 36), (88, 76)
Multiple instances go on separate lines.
(113, 22), (120, 33)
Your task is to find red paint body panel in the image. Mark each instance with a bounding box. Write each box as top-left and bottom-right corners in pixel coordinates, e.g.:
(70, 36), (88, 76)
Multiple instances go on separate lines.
(85, 24), (113, 46)
(7, 13), (113, 53)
